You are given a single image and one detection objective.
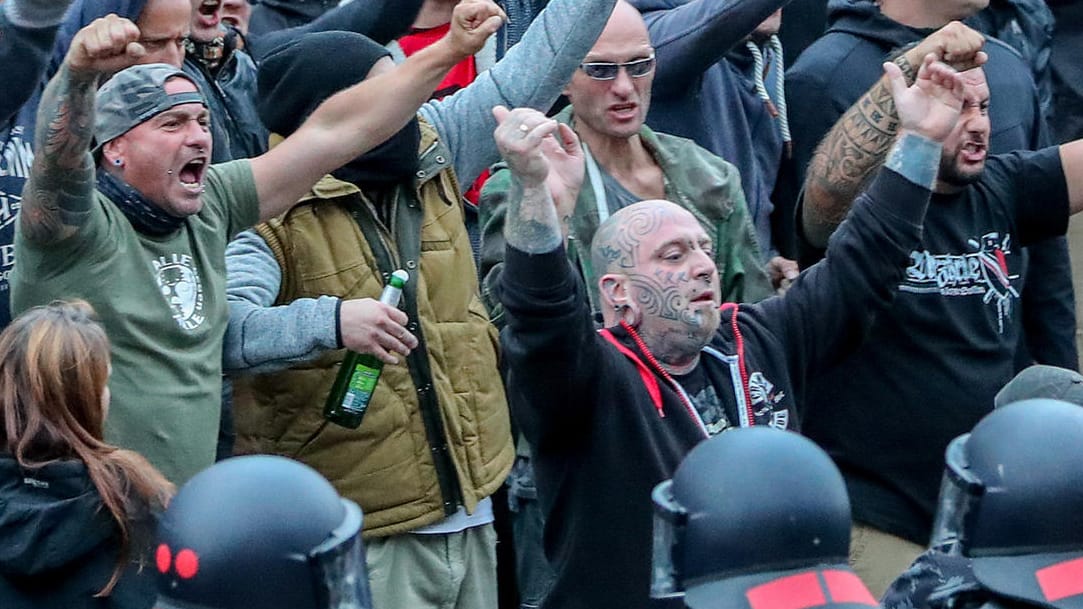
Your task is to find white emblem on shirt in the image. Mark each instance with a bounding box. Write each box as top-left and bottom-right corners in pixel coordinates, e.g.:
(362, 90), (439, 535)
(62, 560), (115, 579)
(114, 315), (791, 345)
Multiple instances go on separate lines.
(901, 231), (1020, 332)
(153, 254), (205, 330)
(749, 371), (788, 429)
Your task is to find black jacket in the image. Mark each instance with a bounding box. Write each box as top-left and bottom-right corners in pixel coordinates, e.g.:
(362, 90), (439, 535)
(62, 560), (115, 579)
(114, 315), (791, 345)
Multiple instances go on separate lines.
(183, 43), (268, 164)
(500, 169), (930, 609)
(0, 457), (157, 609)
(181, 41), (266, 163)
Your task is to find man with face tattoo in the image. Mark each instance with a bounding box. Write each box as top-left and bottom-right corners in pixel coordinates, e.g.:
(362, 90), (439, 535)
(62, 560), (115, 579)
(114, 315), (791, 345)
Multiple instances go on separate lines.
(493, 52), (970, 609)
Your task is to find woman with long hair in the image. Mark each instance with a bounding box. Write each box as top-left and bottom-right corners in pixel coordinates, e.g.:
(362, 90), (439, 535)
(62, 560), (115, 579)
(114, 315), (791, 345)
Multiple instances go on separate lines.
(0, 300), (173, 608)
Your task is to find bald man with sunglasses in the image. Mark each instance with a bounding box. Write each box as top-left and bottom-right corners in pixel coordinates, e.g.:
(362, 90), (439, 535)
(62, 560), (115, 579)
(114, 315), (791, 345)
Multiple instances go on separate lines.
(480, 0), (773, 324)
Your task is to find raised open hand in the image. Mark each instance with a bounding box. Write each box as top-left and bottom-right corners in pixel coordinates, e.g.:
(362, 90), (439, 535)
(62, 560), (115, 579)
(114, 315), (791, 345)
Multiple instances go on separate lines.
(493, 105), (584, 214)
(885, 54), (966, 144)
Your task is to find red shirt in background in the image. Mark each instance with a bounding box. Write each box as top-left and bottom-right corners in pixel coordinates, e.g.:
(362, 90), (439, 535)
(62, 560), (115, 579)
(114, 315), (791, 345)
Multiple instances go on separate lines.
(398, 23), (478, 100)
(397, 22), (490, 204)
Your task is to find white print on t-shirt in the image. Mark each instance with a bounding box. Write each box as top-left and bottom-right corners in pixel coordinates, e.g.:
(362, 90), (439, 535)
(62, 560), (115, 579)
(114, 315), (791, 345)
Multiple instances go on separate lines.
(900, 231), (1020, 333)
(748, 371), (789, 429)
(1, 128), (33, 183)
(153, 253), (205, 331)
(0, 129), (33, 286)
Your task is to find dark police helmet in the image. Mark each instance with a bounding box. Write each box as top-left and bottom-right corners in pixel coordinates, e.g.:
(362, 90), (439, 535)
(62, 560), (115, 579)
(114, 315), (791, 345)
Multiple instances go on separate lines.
(652, 427), (878, 609)
(155, 455), (372, 609)
(931, 399), (1083, 609)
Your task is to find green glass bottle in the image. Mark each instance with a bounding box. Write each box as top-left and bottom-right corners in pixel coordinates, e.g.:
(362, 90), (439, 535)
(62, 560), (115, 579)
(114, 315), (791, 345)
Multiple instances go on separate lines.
(324, 270), (409, 429)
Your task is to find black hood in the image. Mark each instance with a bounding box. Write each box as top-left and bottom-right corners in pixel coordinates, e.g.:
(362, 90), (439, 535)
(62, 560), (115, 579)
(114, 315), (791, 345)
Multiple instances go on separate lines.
(826, 0), (935, 50)
(0, 457), (116, 577)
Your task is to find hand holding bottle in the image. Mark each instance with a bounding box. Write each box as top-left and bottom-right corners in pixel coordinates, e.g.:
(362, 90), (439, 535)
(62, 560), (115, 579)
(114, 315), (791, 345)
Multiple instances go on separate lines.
(326, 271), (412, 429)
(339, 297), (418, 365)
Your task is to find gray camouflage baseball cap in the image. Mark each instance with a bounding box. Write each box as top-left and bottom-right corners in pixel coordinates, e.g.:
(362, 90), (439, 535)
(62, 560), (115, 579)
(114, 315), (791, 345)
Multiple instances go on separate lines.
(94, 63), (206, 152)
(994, 364), (1083, 409)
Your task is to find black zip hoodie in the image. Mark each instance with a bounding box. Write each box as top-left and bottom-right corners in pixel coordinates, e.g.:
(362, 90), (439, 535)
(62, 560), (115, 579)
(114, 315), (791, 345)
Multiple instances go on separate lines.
(500, 168), (930, 609)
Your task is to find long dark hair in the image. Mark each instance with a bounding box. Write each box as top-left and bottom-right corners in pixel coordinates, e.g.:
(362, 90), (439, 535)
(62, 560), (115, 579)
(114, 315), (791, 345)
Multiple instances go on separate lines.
(0, 300), (173, 595)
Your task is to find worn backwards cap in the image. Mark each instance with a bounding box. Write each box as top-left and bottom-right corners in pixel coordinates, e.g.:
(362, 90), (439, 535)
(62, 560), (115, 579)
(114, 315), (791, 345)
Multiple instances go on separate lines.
(994, 364), (1083, 409)
(94, 63), (206, 152)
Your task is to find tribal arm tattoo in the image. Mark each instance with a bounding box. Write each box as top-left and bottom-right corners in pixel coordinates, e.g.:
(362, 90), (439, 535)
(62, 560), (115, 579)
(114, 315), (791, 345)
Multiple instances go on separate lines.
(504, 178), (564, 254)
(21, 63), (98, 245)
(802, 72), (902, 249)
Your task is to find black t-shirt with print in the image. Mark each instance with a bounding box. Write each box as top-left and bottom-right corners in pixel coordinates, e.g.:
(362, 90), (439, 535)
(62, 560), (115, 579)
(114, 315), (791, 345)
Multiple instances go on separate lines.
(801, 147), (1069, 545)
(674, 362), (732, 436)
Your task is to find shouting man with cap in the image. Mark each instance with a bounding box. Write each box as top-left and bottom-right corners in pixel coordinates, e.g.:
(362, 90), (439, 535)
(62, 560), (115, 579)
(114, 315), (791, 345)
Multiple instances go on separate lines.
(494, 50), (970, 609)
(11, 3), (505, 485)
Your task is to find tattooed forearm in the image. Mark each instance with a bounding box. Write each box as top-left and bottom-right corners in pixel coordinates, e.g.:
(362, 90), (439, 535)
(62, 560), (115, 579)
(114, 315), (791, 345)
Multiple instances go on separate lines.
(505, 178), (564, 254)
(22, 64), (98, 244)
(803, 76), (900, 247)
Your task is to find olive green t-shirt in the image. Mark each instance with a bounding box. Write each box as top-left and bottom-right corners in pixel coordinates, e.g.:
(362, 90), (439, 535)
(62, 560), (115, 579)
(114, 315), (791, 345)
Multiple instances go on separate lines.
(12, 160), (259, 484)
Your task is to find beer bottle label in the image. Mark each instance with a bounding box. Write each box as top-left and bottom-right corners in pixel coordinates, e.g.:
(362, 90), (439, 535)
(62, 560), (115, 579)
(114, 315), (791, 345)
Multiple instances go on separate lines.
(341, 363), (381, 415)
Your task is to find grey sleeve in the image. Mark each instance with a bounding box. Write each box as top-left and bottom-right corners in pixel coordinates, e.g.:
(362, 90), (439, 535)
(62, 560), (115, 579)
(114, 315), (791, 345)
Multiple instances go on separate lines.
(419, 0), (617, 189)
(224, 229), (342, 375)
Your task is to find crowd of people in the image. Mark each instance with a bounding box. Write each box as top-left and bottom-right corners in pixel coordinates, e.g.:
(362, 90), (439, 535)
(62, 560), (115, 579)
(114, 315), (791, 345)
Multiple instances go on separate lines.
(1, 0), (1082, 608)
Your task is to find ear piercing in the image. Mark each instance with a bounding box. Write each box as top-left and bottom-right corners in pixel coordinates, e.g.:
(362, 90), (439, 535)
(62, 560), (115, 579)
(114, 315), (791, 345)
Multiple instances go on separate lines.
(113, 158), (123, 166)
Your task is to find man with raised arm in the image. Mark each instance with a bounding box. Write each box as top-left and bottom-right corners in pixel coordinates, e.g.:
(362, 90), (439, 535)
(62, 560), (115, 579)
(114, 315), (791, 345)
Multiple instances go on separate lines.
(799, 25), (1083, 594)
(10, 2), (504, 485)
(222, 1), (615, 604)
(480, 0), (775, 329)
(495, 51), (968, 609)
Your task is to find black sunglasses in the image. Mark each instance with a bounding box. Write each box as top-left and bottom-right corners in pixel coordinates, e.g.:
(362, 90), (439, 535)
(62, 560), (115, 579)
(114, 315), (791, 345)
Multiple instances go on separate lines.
(579, 54), (656, 81)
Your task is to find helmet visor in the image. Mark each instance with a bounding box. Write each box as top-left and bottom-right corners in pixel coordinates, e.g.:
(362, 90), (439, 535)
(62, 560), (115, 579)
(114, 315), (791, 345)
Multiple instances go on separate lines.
(651, 480), (688, 600)
(309, 499), (373, 609)
(930, 435), (984, 555)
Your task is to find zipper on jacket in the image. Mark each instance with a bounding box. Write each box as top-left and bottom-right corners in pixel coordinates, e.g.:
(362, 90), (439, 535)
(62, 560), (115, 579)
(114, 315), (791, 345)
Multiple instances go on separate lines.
(620, 321), (710, 439)
(349, 188), (463, 516)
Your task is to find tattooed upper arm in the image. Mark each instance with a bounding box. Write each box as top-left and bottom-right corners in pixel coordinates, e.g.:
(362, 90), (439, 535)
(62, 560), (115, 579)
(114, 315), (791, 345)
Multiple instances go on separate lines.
(20, 64), (98, 245)
(803, 77), (901, 247)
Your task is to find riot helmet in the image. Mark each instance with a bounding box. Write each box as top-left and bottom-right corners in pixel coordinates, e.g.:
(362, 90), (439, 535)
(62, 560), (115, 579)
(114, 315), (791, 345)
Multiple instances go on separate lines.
(651, 427), (878, 609)
(929, 399), (1083, 609)
(155, 455), (372, 609)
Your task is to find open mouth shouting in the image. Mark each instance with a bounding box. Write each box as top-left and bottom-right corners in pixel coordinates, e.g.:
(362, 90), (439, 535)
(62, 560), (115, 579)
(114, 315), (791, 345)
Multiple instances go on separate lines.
(178, 156), (208, 193)
(960, 140), (987, 164)
(195, 0), (222, 30)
